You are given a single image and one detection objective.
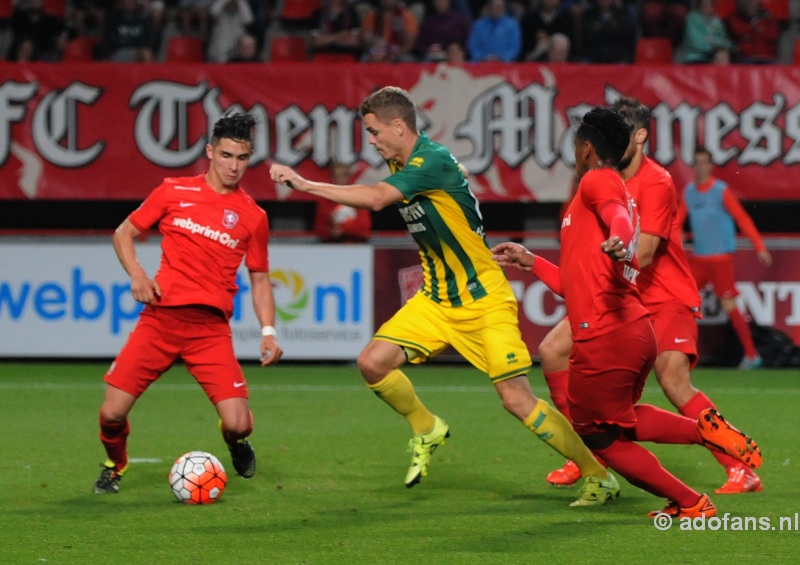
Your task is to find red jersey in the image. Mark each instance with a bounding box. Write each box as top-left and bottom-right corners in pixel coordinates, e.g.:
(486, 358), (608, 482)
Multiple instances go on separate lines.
(560, 167), (648, 341)
(625, 157), (701, 314)
(128, 174), (269, 319)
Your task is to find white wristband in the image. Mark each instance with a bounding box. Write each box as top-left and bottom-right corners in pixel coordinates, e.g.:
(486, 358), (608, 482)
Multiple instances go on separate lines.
(261, 325), (277, 337)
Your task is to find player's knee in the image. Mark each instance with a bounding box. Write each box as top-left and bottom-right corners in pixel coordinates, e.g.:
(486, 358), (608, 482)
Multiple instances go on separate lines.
(99, 405), (127, 424)
(538, 336), (570, 370)
(357, 351), (383, 382)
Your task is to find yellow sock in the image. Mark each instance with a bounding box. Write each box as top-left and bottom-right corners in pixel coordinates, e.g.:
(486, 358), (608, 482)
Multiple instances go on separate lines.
(367, 369), (435, 435)
(523, 399), (607, 478)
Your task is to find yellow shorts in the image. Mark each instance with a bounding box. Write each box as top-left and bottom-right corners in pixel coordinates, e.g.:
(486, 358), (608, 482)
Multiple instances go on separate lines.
(374, 291), (532, 383)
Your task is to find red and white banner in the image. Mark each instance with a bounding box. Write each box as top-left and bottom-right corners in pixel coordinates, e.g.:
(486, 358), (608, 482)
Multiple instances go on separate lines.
(3, 62), (800, 202)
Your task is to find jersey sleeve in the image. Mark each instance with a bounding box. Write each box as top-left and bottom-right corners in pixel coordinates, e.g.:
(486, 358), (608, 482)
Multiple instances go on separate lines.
(244, 212), (270, 272)
(722, 187), (766, 252)
(580, 169), (626, 215)
(128, 182), (169, 232)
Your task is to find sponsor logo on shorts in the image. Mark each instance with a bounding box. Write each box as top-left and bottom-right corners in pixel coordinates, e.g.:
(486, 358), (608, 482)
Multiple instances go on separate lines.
(674, 338), (690, 343)
(233, 381), (246, 388)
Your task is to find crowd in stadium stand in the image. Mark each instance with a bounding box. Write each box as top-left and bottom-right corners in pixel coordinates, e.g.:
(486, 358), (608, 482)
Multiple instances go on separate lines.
(0, 0), (794, 64)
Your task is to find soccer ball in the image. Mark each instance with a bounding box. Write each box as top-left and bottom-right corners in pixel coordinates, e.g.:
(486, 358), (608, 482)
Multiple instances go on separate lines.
(169, 451), (227, 504)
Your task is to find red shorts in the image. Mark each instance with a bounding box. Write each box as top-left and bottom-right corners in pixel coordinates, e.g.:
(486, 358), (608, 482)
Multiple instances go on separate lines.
(567, 316), (657, 435)
(647, 301), (700, 368)
(689, 254), (738, 299)
(104, 305), (247, 404)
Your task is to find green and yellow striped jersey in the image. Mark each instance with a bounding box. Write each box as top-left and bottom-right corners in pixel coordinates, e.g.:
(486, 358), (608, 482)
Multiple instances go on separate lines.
(385, 132), (509, 307)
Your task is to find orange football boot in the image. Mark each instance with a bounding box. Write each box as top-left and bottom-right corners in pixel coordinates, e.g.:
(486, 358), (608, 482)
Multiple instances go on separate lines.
(546, 460), (582, 487)
(697, 409), (762, 469)
(715, 466), (763, 494)
(648, 493), (717, 519)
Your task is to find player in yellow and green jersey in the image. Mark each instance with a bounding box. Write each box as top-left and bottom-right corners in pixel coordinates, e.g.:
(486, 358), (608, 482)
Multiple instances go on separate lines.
(270, 86), (617, 507)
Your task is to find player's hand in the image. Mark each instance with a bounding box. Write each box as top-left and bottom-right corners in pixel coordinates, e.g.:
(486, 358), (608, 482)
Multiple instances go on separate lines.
(130, 273), (161, 304)
(260, 336), (283, 367)
(601, 236), (628, 262)
(757, 249), (773, 267)
(490, 242), (535, 272)
(269, 164), (307, 192)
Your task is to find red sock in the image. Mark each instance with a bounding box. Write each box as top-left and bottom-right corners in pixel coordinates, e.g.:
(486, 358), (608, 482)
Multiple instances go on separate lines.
(728, 308), (758, 358)
(544, 370), (570, 420)
(633, 404), (702, 444)
(595, 438), (700, 507)
(99, 413), (129, 472)
(680, 392), (743, 470)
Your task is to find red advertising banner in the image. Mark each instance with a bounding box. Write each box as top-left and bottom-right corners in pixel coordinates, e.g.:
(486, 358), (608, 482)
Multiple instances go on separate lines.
(3, 62), (800, 202)
(374, 246), (800, 364)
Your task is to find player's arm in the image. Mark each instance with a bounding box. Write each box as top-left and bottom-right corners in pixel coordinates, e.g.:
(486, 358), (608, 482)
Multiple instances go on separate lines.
(270, 164), (402, 211)
(597, 202), (635, 263)
(491, 242), (563, 296)
(250, 270), (283, 367)
(113, 218), (161, 304)
(722, 188), (773, 266)
(635, 233), (661, 268)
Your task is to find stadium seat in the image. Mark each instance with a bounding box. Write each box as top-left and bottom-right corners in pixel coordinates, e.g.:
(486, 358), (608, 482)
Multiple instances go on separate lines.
(635, 38), (674, 64)
(270, 36), (307, 62)
(280, 0), (321, 21)
(62, 37), (97, 62)
(793, 40), (800, 65)
(166, 36), (204, 63)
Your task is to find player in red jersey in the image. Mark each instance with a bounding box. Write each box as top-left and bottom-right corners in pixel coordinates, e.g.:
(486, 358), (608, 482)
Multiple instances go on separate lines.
(93, 113), (283, 494)
(493, 106), (760, 517)
(538, 98), (763, 495)
(679, 146), (773, 370)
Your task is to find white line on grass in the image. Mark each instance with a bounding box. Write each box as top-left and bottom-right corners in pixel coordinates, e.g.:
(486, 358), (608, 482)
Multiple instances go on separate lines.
(1, 382), (800, 395)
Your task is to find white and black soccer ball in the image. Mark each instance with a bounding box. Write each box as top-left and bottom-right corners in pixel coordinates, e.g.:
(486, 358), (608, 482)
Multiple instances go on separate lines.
(169, 451), (227, 504)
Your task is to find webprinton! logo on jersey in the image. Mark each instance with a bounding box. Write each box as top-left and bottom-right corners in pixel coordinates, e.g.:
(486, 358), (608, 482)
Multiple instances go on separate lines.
(173, 216), (239, 249)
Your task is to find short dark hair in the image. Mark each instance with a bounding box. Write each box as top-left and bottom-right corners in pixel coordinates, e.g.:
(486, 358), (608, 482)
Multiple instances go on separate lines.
(359, 86), (418, 133)
(210, 112), (257, 145)
(576, 107), (633, 167)
(695, 145), (712, 159)
(610, 96), (651, 135)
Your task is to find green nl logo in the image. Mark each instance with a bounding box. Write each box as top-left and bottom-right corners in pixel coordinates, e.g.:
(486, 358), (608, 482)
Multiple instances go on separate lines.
(271, 269), (363, 323)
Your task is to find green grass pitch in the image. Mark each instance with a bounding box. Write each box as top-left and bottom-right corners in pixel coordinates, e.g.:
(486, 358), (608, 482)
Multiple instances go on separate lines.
(0, 361), (797, 563)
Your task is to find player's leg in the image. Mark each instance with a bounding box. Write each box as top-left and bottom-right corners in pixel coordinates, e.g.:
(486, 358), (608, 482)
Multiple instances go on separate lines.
(359, 295), (449, 487)
(538, 318), (581, 486)
(95, 385), (137, 493)
(720, 294), (761, 368)
(712, 258), (761, 368)
(182, 310), (257, 479)
(95, 307), (176, 493)
(565, 317), (698, 511)
(493, 375), (610, 489)
(455, 295), (610, 500)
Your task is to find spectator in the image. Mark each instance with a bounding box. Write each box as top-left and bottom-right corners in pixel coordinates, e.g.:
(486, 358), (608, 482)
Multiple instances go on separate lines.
(206, 0), (253, 62)
(545, 30), (570, 61)
(413, 0), (471, 61)
(178, 0), (213, 37)
(467, 0), (522, 61)
(99, 0), (154, 62)
(70, 0), (108, 39)
(724, 0), (780, 64)
(519, 0), (574, 62)
(9, 0), (68, 62)
(227, 32), (259, 61)
(445, 38), (467, 62)
(680, 0), (733, 63)
(313, 162), (372, 243)
(579, 0), (636, 63)
(361, 0), (419, 62)
(310, 0), (362, 60)
(641, 0), (689, 46)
